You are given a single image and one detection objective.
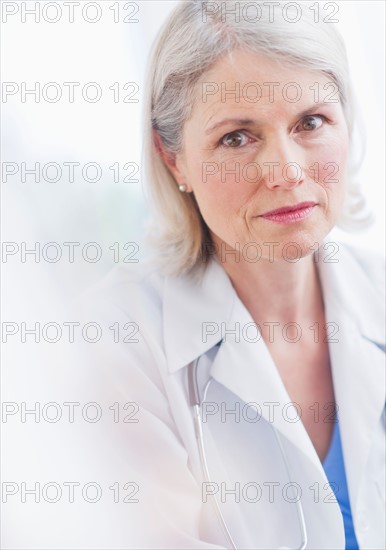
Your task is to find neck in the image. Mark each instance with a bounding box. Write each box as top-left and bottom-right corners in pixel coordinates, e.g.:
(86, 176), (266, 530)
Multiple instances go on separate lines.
(213, 241), (324, 326)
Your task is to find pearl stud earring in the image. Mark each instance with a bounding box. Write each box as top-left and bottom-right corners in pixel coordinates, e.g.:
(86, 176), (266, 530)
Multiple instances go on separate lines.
(178, 184), (187, 192)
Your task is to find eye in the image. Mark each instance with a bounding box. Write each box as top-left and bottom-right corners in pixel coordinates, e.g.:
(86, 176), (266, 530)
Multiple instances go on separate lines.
(219, 130), (252, 148)
(298, 114), (326, 132)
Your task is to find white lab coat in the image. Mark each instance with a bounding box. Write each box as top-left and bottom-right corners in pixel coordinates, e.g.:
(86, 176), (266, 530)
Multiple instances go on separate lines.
(59, 239), (386, 549)
(45, 238), (385, 549)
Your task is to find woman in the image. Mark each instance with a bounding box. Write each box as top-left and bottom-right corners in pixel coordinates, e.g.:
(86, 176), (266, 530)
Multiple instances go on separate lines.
(74, 1), (385, 548)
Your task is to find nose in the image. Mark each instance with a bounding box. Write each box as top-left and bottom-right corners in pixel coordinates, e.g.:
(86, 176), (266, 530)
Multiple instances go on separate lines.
(258, 133), (304, 190)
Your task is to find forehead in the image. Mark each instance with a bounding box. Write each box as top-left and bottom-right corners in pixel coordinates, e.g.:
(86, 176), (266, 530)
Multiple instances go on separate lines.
(193, 48), (336, 121)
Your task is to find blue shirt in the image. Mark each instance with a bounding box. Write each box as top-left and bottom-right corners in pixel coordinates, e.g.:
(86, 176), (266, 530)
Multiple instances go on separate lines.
(322, 416), (359, 549)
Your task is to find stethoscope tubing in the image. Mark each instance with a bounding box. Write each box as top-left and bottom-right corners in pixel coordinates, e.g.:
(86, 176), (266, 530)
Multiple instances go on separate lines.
(190, 356), (238, 549)
(188, 349), (308, 550)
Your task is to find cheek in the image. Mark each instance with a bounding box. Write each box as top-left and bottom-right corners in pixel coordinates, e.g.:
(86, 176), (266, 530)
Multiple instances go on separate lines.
(194, 174), (245, 222)
(305, 138), (349, 195)
(189, 153), (249, 211)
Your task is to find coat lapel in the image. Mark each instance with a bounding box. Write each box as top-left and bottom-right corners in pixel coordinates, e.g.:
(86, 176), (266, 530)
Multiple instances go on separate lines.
(208, 291), (326, 471)
(317, 241), (385, 511)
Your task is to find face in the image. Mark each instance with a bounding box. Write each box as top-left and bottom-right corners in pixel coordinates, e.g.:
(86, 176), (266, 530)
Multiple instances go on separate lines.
(162, 49), (350, 262)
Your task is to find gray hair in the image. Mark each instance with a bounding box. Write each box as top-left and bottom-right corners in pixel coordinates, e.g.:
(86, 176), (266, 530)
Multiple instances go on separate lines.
(141, 0), (373, 281)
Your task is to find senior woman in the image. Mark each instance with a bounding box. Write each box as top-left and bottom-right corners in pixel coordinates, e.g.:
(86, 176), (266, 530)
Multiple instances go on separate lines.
(73, 1), (385, 549)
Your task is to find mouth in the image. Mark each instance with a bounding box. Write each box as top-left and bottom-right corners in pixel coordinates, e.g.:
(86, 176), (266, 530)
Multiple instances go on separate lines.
(258, 201), (317, 224)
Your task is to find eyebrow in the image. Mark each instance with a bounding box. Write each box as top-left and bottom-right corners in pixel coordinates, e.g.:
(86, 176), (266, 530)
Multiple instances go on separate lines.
(204, 102), (333, 135)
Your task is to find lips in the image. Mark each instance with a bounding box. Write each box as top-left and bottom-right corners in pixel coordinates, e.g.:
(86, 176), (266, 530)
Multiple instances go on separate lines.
(259, 201), (317, 217)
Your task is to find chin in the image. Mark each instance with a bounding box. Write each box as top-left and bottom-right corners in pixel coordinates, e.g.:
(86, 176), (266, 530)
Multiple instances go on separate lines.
(279, 229), (329, 260)
(252, 226), (329, 263)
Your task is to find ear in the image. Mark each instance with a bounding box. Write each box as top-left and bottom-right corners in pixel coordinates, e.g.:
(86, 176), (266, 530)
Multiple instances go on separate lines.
(153, 129), (187, 186)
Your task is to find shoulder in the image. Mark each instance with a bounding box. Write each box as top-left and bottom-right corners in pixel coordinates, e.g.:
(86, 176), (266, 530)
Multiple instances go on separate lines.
(71, 257), (166, 329)
(338, 240), (385, 295)
(75, 256), (165, 311)
(67, 257), (171, 369)
(67, 254), (229, 376)
(324, 239), (385, 346)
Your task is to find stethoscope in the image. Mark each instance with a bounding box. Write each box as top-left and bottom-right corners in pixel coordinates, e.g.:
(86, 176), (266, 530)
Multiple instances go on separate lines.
(187, 341), (308, 550)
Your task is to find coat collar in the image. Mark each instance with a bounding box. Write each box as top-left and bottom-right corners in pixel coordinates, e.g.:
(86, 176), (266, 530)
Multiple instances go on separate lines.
(316, 239), (385, 349)
(163, 257), (235, 373)
(163, 237), (385, 373)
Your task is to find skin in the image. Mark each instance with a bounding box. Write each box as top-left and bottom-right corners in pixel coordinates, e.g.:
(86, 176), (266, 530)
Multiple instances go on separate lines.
(156, 49), (350, 461)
